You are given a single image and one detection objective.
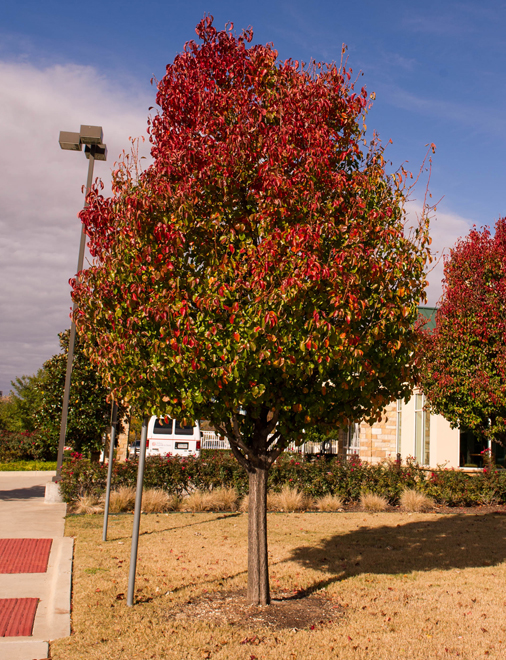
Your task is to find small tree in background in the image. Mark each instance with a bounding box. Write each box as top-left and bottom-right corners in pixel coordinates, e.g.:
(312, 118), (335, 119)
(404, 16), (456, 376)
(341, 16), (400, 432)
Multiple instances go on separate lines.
(72, 17), (430, 604)
(0, 372), (44, 433)
(419, 217), (506, 445)
(33, 330), (125, 458)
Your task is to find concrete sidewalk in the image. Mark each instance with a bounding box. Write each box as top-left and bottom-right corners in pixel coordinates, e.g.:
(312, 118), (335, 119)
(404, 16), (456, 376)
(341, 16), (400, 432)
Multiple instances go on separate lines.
(0, 472), (73, 660)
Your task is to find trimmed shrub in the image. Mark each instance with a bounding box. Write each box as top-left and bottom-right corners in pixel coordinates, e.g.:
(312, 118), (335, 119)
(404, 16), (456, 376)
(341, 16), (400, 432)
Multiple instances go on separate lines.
(57, 451), (506, 508)
(0, 461), (57, 471)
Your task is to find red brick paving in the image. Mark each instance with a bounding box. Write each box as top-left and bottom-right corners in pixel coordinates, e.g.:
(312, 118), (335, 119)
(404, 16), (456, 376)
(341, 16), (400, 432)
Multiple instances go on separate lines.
(0, 598), (39, 636)
(0, 539), (52, 574)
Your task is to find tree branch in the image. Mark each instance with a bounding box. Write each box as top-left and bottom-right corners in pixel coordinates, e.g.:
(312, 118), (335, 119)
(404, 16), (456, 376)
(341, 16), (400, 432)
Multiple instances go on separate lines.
(267, 442), (285, 467)
(228, 438), (251, 471)
(265, 406), (280, 435)
(266, 429), (281, 450)
(215, 418), (251, 459)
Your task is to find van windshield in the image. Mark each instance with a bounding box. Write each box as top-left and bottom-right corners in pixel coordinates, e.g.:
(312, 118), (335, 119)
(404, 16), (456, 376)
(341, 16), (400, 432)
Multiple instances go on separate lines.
(153, 419), (174, 434)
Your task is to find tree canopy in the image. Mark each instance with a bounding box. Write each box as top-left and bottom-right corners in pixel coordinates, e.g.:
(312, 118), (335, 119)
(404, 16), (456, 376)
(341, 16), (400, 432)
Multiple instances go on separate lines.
(419, 217), (506, 445)
(0, 373), (43, 433)
(33, 330), (124, 457)
(72, 17), (430, 604)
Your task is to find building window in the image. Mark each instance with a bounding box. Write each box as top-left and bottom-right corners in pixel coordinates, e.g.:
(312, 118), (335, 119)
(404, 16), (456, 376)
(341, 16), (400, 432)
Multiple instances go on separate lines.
(345, 423), (360, 457)
(414, 393), (430, 465)
(396, 399), (402, 455)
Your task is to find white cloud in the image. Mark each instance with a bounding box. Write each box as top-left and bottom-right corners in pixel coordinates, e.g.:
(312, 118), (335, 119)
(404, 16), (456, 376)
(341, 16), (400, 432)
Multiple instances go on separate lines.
(406, 200), (473, 306)
(0, 61), (152, 394)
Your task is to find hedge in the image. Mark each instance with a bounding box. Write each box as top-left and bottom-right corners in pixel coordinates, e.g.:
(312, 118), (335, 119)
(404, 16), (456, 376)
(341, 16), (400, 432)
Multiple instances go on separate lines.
(0, 461), (57, 471)
(57, 452), (506, 507)
(0, 430), (56, 462)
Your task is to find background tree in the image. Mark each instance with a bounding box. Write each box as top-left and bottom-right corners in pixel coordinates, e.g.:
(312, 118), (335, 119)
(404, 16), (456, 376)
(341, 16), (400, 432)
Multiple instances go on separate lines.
(419, 217), (506, 445)
(72, 17), (430, 605)
(0, 372), (44, 432)
(33, 330), (125, 458)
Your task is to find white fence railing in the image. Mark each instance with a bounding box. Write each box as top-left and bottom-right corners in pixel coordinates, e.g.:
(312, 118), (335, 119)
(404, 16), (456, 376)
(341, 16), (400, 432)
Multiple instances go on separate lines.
(201, 431), (231, 450)
(201, 431), (339, 454)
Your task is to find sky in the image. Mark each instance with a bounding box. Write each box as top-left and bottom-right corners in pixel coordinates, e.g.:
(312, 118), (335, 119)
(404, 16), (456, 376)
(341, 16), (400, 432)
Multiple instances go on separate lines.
(1, 0), (505, 395)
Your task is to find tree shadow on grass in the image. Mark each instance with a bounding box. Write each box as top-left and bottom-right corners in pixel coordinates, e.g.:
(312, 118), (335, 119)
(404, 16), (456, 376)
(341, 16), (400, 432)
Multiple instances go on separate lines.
(288, 512), (506, 596)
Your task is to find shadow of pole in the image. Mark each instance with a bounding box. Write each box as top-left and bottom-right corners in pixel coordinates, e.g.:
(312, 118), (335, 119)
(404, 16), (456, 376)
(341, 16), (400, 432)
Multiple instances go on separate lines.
(109, 511), (243, 542)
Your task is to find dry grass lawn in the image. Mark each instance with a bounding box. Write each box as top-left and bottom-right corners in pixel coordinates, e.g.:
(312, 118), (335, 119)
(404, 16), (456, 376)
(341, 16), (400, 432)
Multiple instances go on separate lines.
(52, 509), (506, 659)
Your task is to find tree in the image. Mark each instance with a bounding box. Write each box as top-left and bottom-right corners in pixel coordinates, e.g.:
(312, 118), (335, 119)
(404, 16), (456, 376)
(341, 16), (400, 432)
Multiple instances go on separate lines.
(72, 17), (430, 605)
(419, 217), (506, 445)
(0, 372), (44, 433)
(33, 330), (125, 457)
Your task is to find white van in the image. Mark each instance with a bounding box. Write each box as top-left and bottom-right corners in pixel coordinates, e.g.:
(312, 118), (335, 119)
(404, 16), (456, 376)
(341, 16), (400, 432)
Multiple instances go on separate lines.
(146, 417), (201, 458)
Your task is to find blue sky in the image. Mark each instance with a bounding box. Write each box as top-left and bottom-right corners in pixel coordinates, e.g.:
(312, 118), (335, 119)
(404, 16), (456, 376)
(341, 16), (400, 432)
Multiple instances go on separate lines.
(1, 0), (505, 393)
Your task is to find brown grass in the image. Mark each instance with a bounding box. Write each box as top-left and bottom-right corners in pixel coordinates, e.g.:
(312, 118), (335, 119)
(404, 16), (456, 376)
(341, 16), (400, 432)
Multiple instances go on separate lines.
(359, 491), (388, 512)
(55, 508), (506, 659)
(400, 488), (435, 513)
(316, 494), (344, 512)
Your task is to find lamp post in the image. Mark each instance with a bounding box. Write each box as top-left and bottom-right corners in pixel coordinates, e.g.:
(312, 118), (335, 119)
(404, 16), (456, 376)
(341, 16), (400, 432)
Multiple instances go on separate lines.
(54, 126), (107, 481)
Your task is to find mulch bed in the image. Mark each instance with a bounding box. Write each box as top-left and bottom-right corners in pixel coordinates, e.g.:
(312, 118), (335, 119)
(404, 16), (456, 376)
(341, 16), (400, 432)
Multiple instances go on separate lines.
(167, 589), (343, 630)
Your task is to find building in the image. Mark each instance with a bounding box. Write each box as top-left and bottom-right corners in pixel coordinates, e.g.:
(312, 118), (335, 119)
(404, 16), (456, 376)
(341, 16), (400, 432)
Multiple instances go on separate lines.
(345, 307), (505, 470)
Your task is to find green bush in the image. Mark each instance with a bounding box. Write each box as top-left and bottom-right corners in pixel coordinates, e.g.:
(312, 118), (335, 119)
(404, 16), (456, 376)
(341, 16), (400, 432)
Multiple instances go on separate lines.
(58, 451), (250, 502)
(57, 451), (506, 506)
(268, 454), (421, 502)
(0, 430), (56, 462)
(420, 467), (506, 506)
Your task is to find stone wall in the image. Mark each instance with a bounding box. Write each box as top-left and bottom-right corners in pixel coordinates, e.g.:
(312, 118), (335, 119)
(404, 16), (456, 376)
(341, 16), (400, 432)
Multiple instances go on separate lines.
(357, 401), (398, 464)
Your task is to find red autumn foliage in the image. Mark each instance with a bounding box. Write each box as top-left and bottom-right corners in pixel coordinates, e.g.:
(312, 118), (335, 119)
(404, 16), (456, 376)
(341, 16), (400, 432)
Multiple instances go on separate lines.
(72, 17), (430, 604)
(419, 217), (506, 444)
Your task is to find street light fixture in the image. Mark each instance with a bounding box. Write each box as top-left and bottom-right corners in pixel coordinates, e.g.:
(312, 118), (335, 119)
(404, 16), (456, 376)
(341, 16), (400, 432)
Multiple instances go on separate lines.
(54, 125), (107, 480)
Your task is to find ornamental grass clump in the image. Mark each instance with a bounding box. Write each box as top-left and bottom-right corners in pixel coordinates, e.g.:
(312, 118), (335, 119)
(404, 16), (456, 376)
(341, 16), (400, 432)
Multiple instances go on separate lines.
(74, 495), (103, 514)
(182, 490), (212, 512)
(109, 486), (136, 513)
(316, 494), (344, 511)
(270, 486), (312, 512)
(141, 489), (174, 513)
(400, 488), (434, 512)
(183, 487), (238, 512)
(360, 491), (388, 512)
(212, 487), (239, 511)
(239, 491), (285, 512)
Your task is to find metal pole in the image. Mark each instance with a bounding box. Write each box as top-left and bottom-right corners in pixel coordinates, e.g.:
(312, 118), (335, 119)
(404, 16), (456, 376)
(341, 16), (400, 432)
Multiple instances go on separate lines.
(102, 401), (118, 542)
(54, 149), (96, 481)
(127, 416), (148, 607)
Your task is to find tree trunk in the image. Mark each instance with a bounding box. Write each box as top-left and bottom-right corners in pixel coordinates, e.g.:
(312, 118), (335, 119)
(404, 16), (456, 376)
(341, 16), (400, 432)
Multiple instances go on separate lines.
(247, 464), (270, 606)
